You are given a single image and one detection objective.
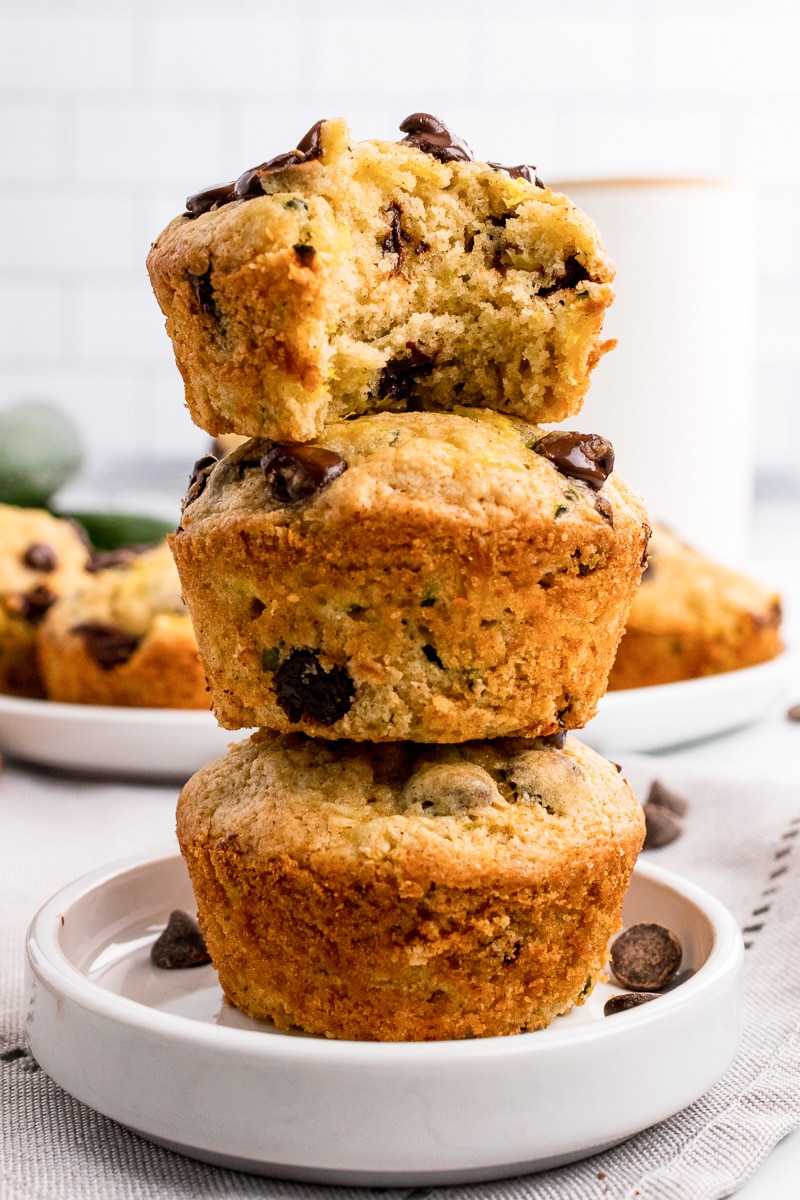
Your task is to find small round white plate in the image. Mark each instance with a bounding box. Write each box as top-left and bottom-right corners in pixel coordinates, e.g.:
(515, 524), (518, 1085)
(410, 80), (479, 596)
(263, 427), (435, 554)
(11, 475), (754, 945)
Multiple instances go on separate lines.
(25, 852), (743, 1185)
(581, 651), (793, 754)
(0, 694), (254, 781)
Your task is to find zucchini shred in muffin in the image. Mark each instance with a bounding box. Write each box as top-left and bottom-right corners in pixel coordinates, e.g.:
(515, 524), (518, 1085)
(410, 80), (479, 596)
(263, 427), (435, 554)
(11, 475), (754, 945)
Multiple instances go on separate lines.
(177, 731), (645, 1041)
(170, 409), (650, 741)
(147, 115), (615, 442)
(37, 541), (209, 708)
(608, 524), (783, 689)
(0, 503), (92, 698)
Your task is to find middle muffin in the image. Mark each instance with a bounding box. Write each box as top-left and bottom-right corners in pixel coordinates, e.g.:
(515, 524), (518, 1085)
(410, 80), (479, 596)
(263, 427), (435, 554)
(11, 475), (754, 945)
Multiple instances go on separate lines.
(171, 409), (649, 742)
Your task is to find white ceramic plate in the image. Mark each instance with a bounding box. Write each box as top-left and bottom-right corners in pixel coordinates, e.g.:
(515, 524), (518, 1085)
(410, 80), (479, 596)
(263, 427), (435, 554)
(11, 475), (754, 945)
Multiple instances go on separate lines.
(581, 651), (794, 754)
(0, 694), (254, 781)
(25, 852), (743, 1186)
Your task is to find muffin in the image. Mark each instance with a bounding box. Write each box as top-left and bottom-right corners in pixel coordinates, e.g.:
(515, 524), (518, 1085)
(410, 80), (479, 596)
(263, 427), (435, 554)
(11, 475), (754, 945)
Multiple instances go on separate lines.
(37, 541), (209, 708)
(147, 114), (615, 443)
(170, 410), (650, 741)
(608, 524), (783, 690)
(177, 731), (645, 1041)
(0, 503), (92, 698)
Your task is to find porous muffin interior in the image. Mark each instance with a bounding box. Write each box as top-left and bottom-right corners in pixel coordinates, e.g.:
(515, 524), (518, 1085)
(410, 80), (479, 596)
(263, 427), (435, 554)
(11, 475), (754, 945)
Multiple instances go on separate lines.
(149, 118), (614, 438)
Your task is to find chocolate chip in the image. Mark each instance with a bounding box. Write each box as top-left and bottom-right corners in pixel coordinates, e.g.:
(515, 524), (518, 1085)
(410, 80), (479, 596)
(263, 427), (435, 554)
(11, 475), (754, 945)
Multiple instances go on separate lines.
(610, 923), (682, 991)
(73, 622), (141, 669)
(647, 779), (689, 817)
(185, 181), (237, 219)
(604, 992), (660, 1016)
(186, 266), (216, 317)
(85, 545), (149, 574)
(643, 803), (683, 850)
(534, 431), (615, 491)
(274, 649), (355, 725)
(233, 120), (327, 200)
(399, 113), (473, 164)
(538, 255), (593, 297)
(422, 644), (444, 668)
(293, 243), (316, 263)
(151, 910), (211, 970)
(488, 161), (545, 188)
(787, 703), (800, 722)
(378, 344), (435, 401)
(22, 543), (57, 572)
(594, 494), (615, 526)
(18, 584), (57, 624)
(382, 201), (408, 271)
(183, 454), (218, 509)
(261, 444), (347, 503)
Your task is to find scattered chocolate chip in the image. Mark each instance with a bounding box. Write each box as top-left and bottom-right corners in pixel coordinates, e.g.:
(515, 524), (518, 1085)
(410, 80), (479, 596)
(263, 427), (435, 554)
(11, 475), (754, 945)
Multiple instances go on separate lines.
(422, 644), (444, 668)
(186, 266), (216, 317)
(604, 992), (660, 1017)
(234, 120), (327, 199)
(534, 431), (615, 491)
(594, 494), (615, 526)
(787, 703), (800, 722)
(151, 910), (211, 969)
(378, 344), (435, 401)
(538, 255), (593, 297)
(488, 161), (545, 188)
(18, 585), (57, 624)
(274, 649), (355, 725)
(643, 803), (683, 850)
(293, 243), (316, 262)
(183, 454), (218, 509)
(647, 779), (689, 817)
(610, 923), (682, 991)
(0, 1047), (29, 1063)
(261, 444), (347, 503)
(185, 181), (237, 219)
(22, 543), (57, 572)
(73, 622), (141, 669)
(399, 113), (473, 163)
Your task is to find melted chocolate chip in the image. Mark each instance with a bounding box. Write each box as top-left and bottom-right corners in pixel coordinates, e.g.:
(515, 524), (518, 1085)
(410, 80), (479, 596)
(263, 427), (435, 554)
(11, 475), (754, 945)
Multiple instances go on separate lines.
(488, 161), (545, 188)
(19, 585), (57, 623)
(604, 992), (660, 1017)
(185, 266), (216, 317)
(151, 910), (211, 970)
(610, 924), (682, 991)
(273, 649), (355, 725)
(185, 182), (236, 219)
(382, 201), (408, 270)
(234, 120), (327, 200)
(261, 444), (347, 503)
(183, 455), (218, 509)
(399, 113), (473, 164)
(22, 543), (57, 572)
(73, 622), (141, 669)
(538, 255), (593, 297)
(378, 344), (435, 401)
(594, 494), (615, 526)
(534, 431), (615, 491)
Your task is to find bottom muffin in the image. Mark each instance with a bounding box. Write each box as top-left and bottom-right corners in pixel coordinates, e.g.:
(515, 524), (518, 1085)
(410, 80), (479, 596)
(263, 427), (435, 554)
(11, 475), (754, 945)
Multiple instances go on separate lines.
(177, 732), (644, 1041)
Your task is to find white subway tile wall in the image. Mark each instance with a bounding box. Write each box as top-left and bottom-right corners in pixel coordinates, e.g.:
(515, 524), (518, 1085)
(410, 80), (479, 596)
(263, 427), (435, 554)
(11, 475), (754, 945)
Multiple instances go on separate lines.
(1, 0), (798, 476)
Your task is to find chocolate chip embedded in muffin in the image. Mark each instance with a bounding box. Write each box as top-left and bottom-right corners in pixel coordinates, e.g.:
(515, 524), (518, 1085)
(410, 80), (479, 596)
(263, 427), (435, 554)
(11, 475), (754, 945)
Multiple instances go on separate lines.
(151, 910), (211, 969)
(610, 923), (682, 991)
(399, 762), (501, 815)
(16, 584), (58, 624)
(273, 649), (355, 725)
(261, 445), (347, 503)
(22, 543), (57, 572)
(72, 621), (141, 669)
(399, 113), (473, 163)
(534, 431), (615, 491)
(183, 455), (218, 510)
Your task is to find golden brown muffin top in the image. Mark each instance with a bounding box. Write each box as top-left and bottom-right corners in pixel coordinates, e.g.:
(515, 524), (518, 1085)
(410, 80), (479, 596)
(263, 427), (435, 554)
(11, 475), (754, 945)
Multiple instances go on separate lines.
(178, 732), (644, 890)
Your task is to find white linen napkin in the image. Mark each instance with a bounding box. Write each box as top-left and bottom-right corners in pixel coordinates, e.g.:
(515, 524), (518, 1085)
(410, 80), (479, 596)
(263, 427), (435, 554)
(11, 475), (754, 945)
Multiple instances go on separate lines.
(3, 756), (800, 1200)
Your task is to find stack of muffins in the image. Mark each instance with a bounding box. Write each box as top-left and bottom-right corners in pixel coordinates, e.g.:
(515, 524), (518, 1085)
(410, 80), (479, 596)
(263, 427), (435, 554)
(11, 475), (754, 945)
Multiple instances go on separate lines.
(147, 114), (651, 1041)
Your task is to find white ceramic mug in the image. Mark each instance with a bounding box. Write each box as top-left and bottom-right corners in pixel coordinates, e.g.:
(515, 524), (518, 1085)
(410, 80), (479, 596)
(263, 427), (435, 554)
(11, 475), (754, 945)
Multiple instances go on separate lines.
(553, 178), (758, 566)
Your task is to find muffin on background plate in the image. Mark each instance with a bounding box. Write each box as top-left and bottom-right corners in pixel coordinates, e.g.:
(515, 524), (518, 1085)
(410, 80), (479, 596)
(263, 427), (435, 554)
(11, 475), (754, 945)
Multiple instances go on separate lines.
(171, 409), (650, 741)
(37, 541), (209, 709)
(177, 731), (645, 1041)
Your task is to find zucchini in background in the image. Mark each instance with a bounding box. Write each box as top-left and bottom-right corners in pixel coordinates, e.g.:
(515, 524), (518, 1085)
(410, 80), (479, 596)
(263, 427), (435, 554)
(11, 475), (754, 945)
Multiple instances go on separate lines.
(59, 510), (176, 551)
(0, 402), (83, 507)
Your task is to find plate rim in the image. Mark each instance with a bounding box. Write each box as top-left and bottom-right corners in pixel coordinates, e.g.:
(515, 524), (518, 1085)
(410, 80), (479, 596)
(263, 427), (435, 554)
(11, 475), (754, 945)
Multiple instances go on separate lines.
(26, 849), (744, 1063)
(598, 647), (794, 710)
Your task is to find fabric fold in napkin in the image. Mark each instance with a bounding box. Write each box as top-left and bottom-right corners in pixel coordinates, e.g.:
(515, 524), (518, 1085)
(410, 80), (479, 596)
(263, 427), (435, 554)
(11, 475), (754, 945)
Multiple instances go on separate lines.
(3, 756), (800, 1200)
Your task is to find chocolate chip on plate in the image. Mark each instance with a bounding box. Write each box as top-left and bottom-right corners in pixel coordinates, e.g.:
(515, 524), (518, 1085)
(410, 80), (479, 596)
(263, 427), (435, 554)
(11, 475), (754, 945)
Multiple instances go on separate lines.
(151, 910), (211, 969)
(533, 431), (615, 491)
(261, 444), (347, 503)
(603, 991), (660, 1017)
(646, 779), (689, 817)
(610, 923), (682, 991)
